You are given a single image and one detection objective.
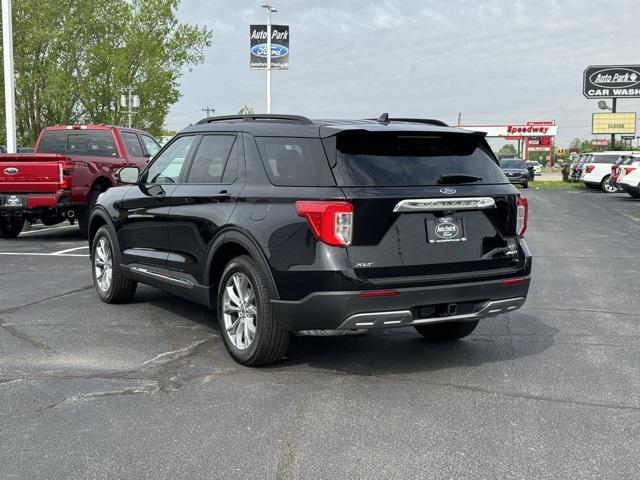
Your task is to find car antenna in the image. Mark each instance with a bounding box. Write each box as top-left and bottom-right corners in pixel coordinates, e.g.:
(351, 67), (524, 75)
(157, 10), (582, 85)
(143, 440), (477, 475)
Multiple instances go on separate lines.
(376, 112), (389, 124)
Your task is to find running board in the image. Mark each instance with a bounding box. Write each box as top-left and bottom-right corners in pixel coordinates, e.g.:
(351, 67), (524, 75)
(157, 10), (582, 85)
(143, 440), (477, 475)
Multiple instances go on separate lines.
(337, 297), (526, 330)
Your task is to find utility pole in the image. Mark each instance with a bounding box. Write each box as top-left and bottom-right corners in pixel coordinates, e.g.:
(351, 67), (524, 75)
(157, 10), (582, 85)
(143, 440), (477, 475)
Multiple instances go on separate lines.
(121, 87), (139, 128)
(2, 0), (17, 153)
(457, 112), (462, 127)
(262, 4), (277, 114)
(202, 106), (215, 117)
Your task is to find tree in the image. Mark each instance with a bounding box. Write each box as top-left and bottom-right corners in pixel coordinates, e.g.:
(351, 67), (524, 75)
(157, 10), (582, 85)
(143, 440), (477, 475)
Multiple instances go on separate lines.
(498, 144), (517, 155)
(0, 0), (212, 146)
(238, 105), (256, 115)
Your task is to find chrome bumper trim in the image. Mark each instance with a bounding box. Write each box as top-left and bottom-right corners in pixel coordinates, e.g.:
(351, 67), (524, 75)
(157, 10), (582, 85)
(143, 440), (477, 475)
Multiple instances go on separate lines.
(337, 297), (526, 330)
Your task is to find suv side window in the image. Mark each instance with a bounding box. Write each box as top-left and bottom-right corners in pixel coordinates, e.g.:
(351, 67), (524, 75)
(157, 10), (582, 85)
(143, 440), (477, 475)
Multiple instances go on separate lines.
(121, 132), (144, 157)
(145, 135), (196, 184)
(255, 137), (319, 186)
(186, 135), (236, 184)
(141, 134), (161, 157)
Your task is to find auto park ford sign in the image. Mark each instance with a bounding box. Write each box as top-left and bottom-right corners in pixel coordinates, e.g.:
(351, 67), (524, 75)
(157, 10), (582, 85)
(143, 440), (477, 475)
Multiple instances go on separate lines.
(583, 65), (640, 98)
(250, 24), (289, 70)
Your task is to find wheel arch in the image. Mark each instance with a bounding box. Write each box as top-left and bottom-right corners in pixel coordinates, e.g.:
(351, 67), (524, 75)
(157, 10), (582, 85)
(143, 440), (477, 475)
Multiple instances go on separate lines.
(88, 207), (114, 248)
(205, 229), (280, 308)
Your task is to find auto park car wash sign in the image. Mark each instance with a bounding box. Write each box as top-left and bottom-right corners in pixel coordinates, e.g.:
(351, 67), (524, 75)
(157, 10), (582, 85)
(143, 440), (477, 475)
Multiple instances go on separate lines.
(250, 25), (289, 70)
(583, 65), (640, 98)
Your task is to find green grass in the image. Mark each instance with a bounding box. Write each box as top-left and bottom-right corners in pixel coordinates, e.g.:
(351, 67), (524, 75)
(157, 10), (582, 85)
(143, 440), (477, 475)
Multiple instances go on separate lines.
(522, 180), (584, 189)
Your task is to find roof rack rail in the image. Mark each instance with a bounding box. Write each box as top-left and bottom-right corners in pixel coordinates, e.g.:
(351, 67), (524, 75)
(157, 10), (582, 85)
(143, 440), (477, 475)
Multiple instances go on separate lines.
(367, 114), (449, 127)
(196, 114), (314, 125)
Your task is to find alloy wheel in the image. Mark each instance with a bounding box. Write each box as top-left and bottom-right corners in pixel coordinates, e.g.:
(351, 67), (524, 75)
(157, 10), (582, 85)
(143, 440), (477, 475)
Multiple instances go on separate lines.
(222, 272), (257, 350)
(94, 236), (113, 292)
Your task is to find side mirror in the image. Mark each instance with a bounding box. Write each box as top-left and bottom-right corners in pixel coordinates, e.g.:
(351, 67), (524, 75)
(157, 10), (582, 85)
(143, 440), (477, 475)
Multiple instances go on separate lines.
(116, 166), (140, 184)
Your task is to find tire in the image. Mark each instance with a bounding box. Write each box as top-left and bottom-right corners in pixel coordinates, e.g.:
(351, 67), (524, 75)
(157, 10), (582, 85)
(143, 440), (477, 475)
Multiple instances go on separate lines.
(601, 175), (618, 193)
(217, 255), (290, 366)
(0, 218), (25, 239)
(415, 319), (479, 341)
(79, 190), (101, 238)
(628, 191), (640, 199)
(91, 225), (137, 303)
(522, 182), (528, 188)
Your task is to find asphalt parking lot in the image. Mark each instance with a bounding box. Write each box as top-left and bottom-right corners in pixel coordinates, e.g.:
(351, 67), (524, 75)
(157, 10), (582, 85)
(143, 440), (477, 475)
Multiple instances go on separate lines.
(1, 189), (639, 479)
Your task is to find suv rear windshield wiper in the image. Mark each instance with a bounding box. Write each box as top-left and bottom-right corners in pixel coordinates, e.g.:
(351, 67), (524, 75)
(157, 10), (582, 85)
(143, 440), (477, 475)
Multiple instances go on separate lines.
(437, 173), (482, 184)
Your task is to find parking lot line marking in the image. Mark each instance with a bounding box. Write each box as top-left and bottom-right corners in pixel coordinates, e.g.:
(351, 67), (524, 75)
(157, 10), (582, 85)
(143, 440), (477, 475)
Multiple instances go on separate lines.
(19, 224), (77, 235)
(0, 252), (89, 257)
(615, 209), (640, 223)
(51, 246), (90, 255)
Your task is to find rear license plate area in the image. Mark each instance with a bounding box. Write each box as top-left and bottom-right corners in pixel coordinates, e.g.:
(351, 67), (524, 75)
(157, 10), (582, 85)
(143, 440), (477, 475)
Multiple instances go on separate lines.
(0, 195), (24, 207)
(426, 217), (466, 244)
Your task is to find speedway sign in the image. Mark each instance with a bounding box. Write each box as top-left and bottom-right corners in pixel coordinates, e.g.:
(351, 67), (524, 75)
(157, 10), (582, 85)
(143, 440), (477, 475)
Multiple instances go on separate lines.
(463, 124), (558, 137)
(250, 25), (289, 70)
(583, 65), (640, 98)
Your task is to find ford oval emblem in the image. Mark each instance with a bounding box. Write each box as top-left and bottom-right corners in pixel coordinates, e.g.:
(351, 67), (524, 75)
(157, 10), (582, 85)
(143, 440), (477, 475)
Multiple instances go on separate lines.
(251, 43), (289, 58)
(3, 167), (18, 175)
(440, 187), (456, 195)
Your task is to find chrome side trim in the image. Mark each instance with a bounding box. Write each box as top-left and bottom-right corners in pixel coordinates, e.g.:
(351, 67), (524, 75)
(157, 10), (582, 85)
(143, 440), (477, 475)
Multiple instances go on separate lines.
(393, 197), (496, 212)
(337, 297), (525, 330)
(129, 266), (194, 287)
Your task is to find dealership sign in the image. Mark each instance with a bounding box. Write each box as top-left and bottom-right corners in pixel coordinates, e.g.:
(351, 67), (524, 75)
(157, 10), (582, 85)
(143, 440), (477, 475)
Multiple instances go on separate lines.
(592, 112), (636, 134)
(250, 25), (289, 70)
(583, 65), (640, 98)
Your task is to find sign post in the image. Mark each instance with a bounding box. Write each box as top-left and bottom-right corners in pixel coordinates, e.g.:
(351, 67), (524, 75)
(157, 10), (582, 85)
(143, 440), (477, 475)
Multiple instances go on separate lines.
(250, 13), (289, 114)
(2, 0), (17, 153)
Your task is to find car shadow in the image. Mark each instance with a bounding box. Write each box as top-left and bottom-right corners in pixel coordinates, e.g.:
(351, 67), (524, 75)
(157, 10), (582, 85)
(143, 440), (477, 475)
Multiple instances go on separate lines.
(273, 313), (557, 375)
(135, 287), (558, 376)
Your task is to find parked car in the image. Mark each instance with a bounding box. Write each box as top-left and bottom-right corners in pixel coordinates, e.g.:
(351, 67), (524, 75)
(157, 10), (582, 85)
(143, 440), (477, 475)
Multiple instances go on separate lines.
(499, 158), (529, 188)
(581, 151), (636, 192)
(616, 154), (640, 197)
(0, 125), (161, 238)
(610, 155), (635, 189)
(531, 161), (542, 176)
(525, 161), (540, 179)
(568, 156), (581, 181)
(88, 114), (532, 366)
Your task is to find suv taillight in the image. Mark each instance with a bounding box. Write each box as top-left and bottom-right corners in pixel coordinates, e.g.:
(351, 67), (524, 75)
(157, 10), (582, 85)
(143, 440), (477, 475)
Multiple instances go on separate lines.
(295, 201), (353, 247)
(516, 196), (528, 236)
(59, 160), (73, 190)
(585, 164), (596, 174)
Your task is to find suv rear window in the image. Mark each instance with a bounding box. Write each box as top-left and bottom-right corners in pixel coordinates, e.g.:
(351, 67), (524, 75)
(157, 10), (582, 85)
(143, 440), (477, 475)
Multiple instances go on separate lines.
(330, 132), (506, 187)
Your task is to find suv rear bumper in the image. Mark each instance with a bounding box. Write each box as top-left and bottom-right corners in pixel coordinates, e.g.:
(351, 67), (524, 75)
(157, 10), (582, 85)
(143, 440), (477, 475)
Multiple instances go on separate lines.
(271, 276), (531, 331)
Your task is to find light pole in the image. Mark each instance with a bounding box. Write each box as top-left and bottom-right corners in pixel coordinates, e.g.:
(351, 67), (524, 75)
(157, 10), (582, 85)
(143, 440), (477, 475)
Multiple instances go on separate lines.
(2, 0), (17, 153)
(262, 4), (277, 114)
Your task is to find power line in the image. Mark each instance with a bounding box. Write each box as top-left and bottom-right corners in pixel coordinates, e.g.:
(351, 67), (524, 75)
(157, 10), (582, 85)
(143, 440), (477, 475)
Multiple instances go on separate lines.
(202, 106), (215, 117)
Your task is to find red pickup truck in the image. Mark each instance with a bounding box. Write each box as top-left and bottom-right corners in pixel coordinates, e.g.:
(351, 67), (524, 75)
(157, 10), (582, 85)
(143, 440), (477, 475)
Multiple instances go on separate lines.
(0, 125), (160, 238)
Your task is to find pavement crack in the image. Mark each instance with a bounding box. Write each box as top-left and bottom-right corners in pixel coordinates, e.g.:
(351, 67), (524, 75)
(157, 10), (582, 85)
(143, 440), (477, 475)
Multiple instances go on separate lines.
(140, 338), (216, 367)
(0, 315), (52, 350)
(0, 285), (93, 314)
(44, 384), (159, 410)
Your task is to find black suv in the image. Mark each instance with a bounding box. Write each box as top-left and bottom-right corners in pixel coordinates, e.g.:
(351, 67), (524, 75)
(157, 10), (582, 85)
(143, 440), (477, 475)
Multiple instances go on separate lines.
(88, 114), (532, 366)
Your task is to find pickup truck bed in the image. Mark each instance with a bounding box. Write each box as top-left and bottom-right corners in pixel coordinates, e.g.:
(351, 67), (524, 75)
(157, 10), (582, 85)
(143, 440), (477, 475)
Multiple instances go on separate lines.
(0, 125), (160, 238)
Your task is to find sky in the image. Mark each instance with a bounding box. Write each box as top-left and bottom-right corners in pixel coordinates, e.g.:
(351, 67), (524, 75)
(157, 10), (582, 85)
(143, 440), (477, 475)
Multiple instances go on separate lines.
(168, 0), (640, 147)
